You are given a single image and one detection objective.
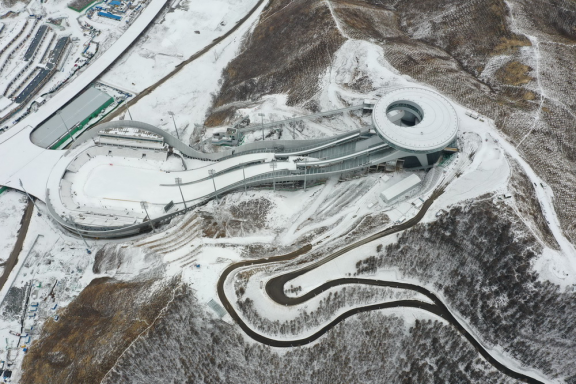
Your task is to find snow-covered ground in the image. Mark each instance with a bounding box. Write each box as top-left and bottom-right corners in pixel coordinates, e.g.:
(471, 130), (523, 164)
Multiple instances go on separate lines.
(0, 3), (575, 382)
(0, 190), (27, 271)
(101, 0), (260, 93)
(105, 0), (267, 140)
(0, 201), (98, 382)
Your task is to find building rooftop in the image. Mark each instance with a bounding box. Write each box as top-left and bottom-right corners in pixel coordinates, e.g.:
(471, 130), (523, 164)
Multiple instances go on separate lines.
(380, 174), (422, 202)
(30, 87), (112, 148)
(372, 87), (459, 154)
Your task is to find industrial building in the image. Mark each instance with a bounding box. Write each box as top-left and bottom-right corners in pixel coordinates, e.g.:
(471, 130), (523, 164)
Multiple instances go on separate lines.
(30, 87), (113, 148)
(98, 11), (122, 21)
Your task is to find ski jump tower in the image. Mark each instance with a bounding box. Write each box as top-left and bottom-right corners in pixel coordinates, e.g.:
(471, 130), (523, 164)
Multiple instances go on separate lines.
(371, 87), (459, 168)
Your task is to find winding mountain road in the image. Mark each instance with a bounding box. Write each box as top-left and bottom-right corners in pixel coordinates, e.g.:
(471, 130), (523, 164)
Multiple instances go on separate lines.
(217, 187), (545, 384)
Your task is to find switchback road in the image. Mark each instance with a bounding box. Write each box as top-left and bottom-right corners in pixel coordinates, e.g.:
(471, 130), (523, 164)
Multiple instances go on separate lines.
(217, 188), (545, 384)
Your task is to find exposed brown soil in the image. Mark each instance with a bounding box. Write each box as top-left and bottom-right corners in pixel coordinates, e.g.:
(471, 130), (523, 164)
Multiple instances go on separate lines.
(204, 0), (346, 126)
(495, 61), (534, 86)
(201, 197), (273, 238)
(508, 160), (559, 249)
(20, 277), (178, 384)
(492, 37), (533, 55)
(344, 212), (390, 242)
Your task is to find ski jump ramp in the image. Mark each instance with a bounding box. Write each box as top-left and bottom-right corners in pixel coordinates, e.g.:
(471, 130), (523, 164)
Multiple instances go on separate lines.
(2, 86), (459, 238)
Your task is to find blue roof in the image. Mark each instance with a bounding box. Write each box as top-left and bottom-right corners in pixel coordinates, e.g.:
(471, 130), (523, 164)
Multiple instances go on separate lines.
(109, 1), (121, 5)
(98, 11), (122, 20)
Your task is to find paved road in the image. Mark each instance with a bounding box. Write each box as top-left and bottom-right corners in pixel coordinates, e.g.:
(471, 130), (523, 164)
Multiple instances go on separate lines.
(216, 188), (544, 384)
(0, 199), (33, 292)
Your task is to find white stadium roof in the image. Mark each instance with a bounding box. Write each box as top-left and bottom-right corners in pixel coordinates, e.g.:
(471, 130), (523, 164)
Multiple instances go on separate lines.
(372, 87), (459, 154)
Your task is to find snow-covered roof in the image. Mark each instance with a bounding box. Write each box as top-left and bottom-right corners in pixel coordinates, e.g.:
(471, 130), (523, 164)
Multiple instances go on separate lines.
(372, 87), (458, 154)
(380, 174), (421, 202)
(30, 87), (112, 148)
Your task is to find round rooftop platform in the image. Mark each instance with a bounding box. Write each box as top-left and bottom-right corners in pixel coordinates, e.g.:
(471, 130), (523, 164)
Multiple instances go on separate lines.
(372, 87), (459, 154)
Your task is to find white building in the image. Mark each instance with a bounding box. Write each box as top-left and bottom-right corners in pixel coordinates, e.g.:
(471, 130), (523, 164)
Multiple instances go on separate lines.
(380, 174), (422, 203)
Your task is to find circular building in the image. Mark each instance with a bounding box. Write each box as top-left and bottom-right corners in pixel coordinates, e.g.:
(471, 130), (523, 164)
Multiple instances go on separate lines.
(372, 87), (459, 154)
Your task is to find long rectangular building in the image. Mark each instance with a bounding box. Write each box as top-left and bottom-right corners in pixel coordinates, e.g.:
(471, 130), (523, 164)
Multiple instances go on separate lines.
(31, 87), (113, 148)
(24, 25), (48, 61)
(14, 36), (70, 104)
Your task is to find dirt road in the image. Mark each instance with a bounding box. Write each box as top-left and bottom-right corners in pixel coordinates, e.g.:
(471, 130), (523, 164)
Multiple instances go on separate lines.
(0, 199), (33, 292)
(96, 0), (267, 126)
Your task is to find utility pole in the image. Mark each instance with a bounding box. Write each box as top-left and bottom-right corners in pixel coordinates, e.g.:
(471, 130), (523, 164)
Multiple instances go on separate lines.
(140, 201), (154, 231)
(258, 113), (265, 141)
(175, 177), (187, 209)
(67, 215), (91, 254)
(270, 160), (277, 191)
(127, 108), (133, 121)
(19, 179), (41, 216)
(242, 164), (247, 193)
(208, 169), (218, 202)
(168, 111), (179, 139)
(58, 110), (75, 143)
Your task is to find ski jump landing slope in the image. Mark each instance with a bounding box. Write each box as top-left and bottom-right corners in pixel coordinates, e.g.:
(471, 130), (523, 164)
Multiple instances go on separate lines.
(0, 0), (169, 199)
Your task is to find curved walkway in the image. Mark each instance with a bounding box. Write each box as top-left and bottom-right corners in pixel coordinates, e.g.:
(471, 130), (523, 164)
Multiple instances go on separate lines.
(217, 189), (545, 384)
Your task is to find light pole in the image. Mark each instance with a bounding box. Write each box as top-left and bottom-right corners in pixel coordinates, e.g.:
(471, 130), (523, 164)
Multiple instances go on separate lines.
(67, 215), (91, 254)
(270, 160), (277, 191)
(175, 177), (187, 209)
(303, 158), (308, 192)
(58, 110), (75, 143)
(242, 164), (247, 193)
(208, 169), (218, 202)
(168, 111), (179, 139)
(140, 201), (154, 230)
(19, 179), (41, 216)
(258, 113), (265, 141)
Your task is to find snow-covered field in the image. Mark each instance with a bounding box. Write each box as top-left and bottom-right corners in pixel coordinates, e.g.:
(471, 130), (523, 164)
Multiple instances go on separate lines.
(104, 0), (267, 140)
(101, 0), (260, 93)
